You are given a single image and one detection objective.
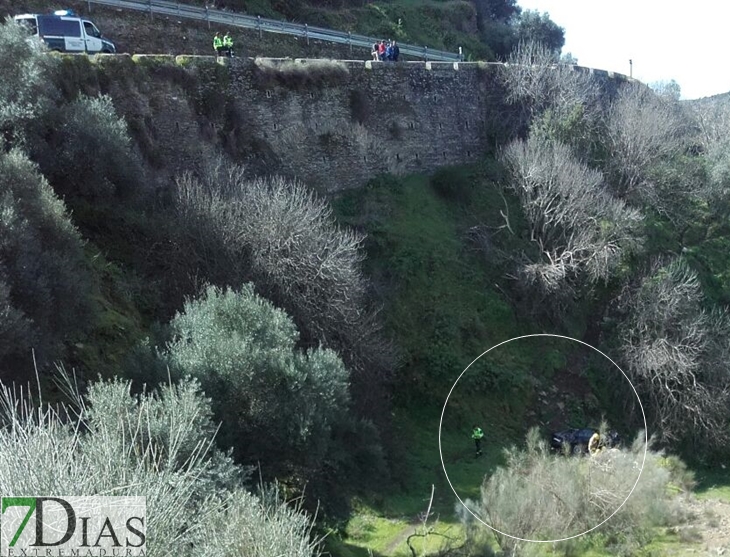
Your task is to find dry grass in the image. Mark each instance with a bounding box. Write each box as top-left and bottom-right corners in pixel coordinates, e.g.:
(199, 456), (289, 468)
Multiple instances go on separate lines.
(253, 57), (349, 90)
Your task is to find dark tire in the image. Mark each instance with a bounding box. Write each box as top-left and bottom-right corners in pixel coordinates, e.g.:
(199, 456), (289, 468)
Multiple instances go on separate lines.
(572, 444), (585, 456)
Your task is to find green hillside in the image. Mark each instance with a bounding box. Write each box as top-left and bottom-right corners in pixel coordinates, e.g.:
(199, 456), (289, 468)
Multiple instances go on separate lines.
(1, 11), (730, 557)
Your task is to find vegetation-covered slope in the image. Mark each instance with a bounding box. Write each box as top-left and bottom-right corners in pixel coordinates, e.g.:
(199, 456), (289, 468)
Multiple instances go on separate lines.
(2, 15), (730, 557)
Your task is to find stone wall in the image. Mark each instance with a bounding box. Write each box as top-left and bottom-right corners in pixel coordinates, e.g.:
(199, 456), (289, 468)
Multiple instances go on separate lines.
(225, 58), (504, 190)
(77, 55), (631, 192)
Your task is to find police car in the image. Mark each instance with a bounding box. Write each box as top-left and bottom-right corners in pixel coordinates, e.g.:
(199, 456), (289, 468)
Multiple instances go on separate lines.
(14, 10), (116, 54)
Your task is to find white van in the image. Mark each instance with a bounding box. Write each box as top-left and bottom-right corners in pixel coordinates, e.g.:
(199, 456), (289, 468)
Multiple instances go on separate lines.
(14, 10), (116, 54)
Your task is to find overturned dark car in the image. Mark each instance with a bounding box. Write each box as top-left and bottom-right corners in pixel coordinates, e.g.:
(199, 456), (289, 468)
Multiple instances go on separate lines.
(550, 428), (621, 455)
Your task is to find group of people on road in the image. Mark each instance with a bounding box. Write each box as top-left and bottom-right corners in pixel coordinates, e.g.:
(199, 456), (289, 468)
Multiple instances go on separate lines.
(213, 32), (235, 57)
(372, 39), (400, 62)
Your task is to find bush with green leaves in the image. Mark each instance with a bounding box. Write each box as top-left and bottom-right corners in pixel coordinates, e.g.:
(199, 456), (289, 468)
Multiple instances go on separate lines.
(45, 94), (143, 200)
(0, 149), (91, 373)
(0, 18), (57, 150)
(0, 375), (322, 557)
(153, 284), (350, 474)
(461, 428), (689, 557)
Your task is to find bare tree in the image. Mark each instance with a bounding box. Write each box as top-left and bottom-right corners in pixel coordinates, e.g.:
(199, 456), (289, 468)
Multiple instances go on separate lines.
(604, 83), (689, 202)
(687, 95), (730, 191)
(500, 135), (642, 293)
(618, 258), (730, 449)
(500, 40), (603, 160)
(173, 159), (395, 392)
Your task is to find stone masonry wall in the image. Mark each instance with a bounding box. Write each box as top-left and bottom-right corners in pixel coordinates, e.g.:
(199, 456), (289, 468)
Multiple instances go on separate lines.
(86, 55), (631, 193)
(225, 58), (503, 190)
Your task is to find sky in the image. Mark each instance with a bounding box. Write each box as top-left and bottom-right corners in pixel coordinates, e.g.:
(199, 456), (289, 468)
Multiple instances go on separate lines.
(516, 0), (730, 100)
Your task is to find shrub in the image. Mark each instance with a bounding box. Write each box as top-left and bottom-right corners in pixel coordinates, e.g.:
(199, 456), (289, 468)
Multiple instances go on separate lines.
(464, 428), (689, 557)
(45, 95), (143, 200)
(617, 257), (730, 450)
(0, 150), (92, 372)
(499, 41), (602, 160)
(0, 375), (322, 557)
(253, 58), (349, 90)
(173, 160), (394, 395)
(605, 83), (689, 202)
(500, 135), (643, 294)
(430, 166), (475, 203)
(155, 284), (351, 474)
(0, 18), (57, 150)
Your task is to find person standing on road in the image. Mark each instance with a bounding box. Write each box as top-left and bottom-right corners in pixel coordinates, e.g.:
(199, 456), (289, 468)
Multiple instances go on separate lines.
(392, 40), (400, 62)
(223, 32), (234, 57)
(472, 425), (484, 456)
(213, 32), (223, 57)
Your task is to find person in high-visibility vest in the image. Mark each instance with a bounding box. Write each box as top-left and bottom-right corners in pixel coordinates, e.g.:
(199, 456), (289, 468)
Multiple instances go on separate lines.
(472, 425), (484, 456)
(213, 33), (223, 57)
(223, 32), (233, 57)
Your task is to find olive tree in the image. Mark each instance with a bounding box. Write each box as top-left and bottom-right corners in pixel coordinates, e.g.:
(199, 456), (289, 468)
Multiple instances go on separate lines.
(500, 135), (642, 293)
(155, 284), (351, 474)
(0, 18), (56, 150)
(0, 150), (91, 375)
(47, 95), (143, 200)
(617, 258), (730, 449)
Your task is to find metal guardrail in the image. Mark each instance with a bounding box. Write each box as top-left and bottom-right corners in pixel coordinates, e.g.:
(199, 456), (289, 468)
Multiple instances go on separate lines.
(83, 0), (462, 61)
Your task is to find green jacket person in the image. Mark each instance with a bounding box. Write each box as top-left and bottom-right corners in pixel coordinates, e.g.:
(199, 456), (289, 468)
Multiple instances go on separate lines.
(472, 425), (484, 456)
(213, 33), (223, 57)
(223, 32), (233, 57)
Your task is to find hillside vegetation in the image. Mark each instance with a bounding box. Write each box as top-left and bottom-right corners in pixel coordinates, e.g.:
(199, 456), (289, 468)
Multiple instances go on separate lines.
(1, 15), (730, 557)
(1, 0), (564, 61)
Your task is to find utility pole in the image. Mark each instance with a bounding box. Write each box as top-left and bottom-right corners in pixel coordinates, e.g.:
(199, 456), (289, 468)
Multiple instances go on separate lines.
(629, 59), (633, 78)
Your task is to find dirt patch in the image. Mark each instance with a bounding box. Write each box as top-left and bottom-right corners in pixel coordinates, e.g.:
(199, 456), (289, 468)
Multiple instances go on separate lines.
(678, 496), (730, 554)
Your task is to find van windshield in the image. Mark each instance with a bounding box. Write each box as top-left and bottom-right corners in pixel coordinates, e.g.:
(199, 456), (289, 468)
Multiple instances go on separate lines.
(83, 21), (101, 38)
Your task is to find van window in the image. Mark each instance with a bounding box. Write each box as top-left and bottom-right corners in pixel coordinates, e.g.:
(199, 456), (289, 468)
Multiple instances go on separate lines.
(83, 21), (101, 38)
(15, 17), (38, 35)
(38, 17), (81, 37)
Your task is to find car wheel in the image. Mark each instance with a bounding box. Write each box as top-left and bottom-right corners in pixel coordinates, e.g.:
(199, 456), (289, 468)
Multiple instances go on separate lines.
(572, 444), (585, 456)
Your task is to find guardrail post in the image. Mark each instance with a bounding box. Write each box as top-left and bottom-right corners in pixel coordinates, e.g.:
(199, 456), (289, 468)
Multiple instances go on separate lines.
(348, 31), (352, 55)
(257, 15), (262, 39)
(148, 0), (153, 20)
(177, 1), (180, 17)
(458, 46), (463, 61)
(281, 21), (285, 34)
(205, 5), (210, 29)
(424, 45), (428, 61)
(305, 23), (309, 45)
(87, 0), (91, 13)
